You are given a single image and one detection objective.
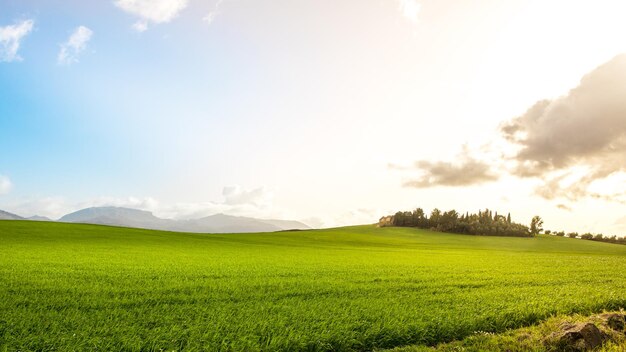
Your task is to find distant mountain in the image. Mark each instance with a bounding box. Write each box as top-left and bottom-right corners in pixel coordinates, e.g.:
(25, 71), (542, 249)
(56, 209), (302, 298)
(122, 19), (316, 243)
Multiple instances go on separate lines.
(27, 215), (52, 221)
(59, 207), (171, 230)
(174, 214), (282, 233)
(0, 210), (24, 220)
(58, 207), (311, 233)
(260, 219), (311, 231)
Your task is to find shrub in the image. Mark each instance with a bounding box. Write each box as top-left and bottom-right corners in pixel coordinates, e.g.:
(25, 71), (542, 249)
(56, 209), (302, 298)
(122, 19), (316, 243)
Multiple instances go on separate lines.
(580, 233), (594, 240)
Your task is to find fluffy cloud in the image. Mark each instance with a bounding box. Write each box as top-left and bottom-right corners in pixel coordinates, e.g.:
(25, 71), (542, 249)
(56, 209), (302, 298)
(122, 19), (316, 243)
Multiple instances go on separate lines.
(5, 197), (69, 219)
(404, 158), (498, 188)
(502, 54), (626, 174)
(132, 22), (149, 32)
(114, 0), (189, 32)
(58, 26), (93, 65)
(153, 187), (276, 220)
(397, 0), (421, 23)
(203, 0), (225, 25)
(502, 54), (626, 201)
(0, 19), (34, 62)
(556, 204), (572, 211)
(398, 147), (498, 188)
(222, 186), (273, 207)
(0, 175), (12, 195)
(80, 196), (159, 211)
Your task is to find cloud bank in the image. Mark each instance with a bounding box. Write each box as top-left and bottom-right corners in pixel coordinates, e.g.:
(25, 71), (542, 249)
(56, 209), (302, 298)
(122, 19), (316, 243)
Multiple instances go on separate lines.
(1, 186), (375, 228)
(114, 0), (188, 32)
(58, 26), (93, 65)
(501, 54), (626, 201)
(502, 55), (626, 174)
(401, 54), (626, 203)
(0, 19), (34, 62)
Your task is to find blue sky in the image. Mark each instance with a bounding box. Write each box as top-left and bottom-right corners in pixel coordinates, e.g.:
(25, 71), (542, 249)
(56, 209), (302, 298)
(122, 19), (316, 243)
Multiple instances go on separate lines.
(1, 0), (626, 233)
(1, 0), (269, 199)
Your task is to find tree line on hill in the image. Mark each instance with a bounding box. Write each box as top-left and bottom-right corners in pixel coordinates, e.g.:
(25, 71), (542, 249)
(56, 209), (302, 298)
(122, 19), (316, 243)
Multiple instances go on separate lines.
(544, 230), (626, 245)
(379, 208), (532, 237)
(380, 208), (626, 244)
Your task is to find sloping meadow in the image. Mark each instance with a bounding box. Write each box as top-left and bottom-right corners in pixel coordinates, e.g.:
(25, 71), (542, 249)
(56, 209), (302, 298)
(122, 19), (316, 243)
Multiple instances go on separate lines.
(1, 221), (625, 351)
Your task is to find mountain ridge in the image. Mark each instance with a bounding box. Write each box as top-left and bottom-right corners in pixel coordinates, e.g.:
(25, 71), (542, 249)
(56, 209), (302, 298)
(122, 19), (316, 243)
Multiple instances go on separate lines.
(0, 210), (24, 220)
(55, 206), (311, 233)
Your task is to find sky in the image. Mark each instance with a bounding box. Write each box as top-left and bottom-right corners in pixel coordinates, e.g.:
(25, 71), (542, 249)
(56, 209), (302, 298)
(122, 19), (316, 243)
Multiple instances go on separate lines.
(1, 0), (626, 234)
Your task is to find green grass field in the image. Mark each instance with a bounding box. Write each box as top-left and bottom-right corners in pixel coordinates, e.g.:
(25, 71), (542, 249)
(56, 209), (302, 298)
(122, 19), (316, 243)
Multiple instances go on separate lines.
(1, 221), (625, 351)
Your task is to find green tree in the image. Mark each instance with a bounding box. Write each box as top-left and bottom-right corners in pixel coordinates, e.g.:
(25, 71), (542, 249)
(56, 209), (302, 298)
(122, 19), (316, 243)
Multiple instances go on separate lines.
(440, 210), (459, 232)
(413, 208), (427, 228)
(581, 233), (593, 240)
(529, 216), (543, 236)
(430, 208), (442, 229)
(387, 207), (531, 237)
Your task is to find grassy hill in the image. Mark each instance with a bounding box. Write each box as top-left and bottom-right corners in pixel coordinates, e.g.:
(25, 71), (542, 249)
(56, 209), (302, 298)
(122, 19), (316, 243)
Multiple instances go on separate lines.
(1, 221), (625, 351)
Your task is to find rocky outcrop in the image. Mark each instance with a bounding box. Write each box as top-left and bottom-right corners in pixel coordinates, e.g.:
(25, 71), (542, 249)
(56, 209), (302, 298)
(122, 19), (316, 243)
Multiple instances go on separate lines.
(545, 313), (626, 351)
(552, 322), (604, 351)
(600, 313), (625, 332)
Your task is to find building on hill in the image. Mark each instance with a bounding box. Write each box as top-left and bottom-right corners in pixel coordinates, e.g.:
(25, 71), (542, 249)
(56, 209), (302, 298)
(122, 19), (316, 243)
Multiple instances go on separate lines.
(378, 216), (393, 227)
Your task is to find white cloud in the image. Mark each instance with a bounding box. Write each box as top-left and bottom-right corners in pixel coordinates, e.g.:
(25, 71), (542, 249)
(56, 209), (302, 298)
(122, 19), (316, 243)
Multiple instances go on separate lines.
(80, 196), (160, 211)
(222, 186), (273, 207)
(397, 0), (421, 23)
(5, 197), (68, 219)
(0, 186), (284, 221)
(0, 175), (12, 195)
(0, 19), (34, 62)
(114, 0), (189, 31)
(203, 0), (225, 25)
(58, 26), (93, 65)
(132, 21), (149, 32)
(157, 201), (275, 220)
(202, 12), (218, 25)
